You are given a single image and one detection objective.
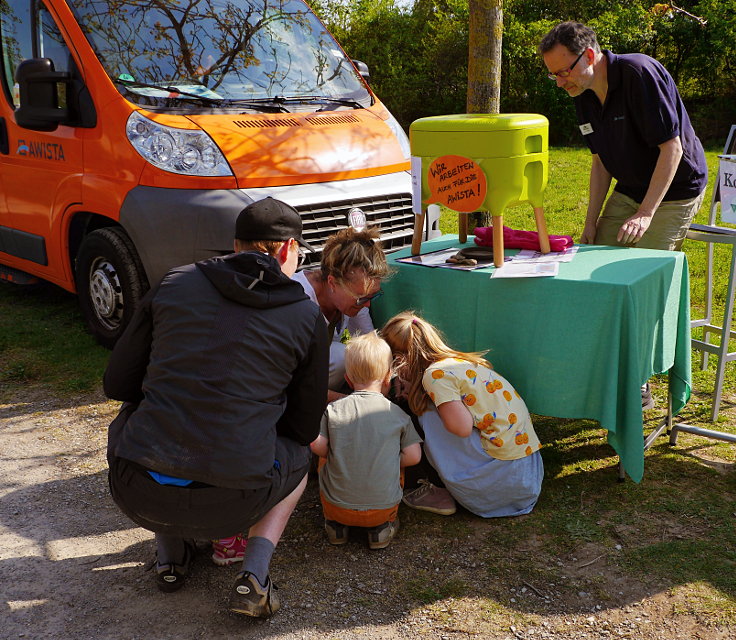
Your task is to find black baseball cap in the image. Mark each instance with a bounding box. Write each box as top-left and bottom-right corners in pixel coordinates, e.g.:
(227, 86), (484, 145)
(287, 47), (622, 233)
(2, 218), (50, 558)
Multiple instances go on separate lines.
(235, 197), (315, 252)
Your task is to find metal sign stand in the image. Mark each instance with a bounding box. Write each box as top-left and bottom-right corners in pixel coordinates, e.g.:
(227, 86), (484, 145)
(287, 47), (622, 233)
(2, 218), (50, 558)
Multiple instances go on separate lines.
(671, 124), (736, 441)
(617, 132), (736, 480)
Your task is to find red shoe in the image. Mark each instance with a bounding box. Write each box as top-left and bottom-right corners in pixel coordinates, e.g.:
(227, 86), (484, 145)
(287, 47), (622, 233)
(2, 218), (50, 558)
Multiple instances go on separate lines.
(402, 480), (457, 515)
(211, 534), (247, 566)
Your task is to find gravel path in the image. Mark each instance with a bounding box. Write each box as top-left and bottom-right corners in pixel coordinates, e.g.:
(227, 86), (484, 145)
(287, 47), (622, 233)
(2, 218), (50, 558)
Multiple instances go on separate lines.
(1, 389), (733, 639)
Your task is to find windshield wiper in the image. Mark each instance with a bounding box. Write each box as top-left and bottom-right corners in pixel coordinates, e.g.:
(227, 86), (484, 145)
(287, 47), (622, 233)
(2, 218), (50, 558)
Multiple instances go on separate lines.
(315, 98), (366, 111)
(115, 81), (363, 113)
(218, 97), (291, 113)
(115, 80), (292, 112)
(270, 95), (366, 110)
(115, 79), (225, 105)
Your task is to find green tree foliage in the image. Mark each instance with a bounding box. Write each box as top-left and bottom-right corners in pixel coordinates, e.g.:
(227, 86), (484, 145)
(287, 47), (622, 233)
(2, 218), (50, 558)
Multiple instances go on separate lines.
(312, 0), (468, 126)
(312, 0), (735, 144)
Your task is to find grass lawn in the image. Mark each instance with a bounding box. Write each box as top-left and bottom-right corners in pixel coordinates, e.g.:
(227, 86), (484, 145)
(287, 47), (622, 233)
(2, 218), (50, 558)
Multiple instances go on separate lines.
(1, 146), (734, 630)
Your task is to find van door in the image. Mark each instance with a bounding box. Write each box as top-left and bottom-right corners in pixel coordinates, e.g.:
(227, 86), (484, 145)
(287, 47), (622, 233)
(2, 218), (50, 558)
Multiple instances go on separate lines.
(0, 0), (83, 284)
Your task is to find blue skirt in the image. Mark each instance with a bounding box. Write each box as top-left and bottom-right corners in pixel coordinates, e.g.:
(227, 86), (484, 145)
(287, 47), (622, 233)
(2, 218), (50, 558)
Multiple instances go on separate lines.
(419, 408), (543, 518)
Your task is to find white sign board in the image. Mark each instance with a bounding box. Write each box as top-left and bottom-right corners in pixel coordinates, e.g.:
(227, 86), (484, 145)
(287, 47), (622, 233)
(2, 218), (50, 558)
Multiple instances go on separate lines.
(720, 155), (736, 224)
(411, 155), (423, 215)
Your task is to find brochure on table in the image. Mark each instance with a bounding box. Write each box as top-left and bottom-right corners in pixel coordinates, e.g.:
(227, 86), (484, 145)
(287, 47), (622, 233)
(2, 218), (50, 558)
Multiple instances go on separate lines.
(396, 248), (493, 271)
(509, 246), (579, 263)
(491, 246), (577, 277)
(397, 245), (578, 276)
(491, 262), (559, 278)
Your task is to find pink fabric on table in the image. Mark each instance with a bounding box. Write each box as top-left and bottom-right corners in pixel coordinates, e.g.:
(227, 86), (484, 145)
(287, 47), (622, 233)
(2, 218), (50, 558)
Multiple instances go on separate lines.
(474, 226), (574, 252)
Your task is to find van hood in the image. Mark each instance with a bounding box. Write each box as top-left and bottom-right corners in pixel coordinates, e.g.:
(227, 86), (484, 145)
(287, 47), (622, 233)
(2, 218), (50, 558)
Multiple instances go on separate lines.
(188, 109), (409, 188)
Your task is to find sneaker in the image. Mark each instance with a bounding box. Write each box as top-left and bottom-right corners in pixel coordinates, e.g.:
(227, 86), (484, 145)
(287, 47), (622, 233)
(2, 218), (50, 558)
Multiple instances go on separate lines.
(402, 479), (457, 515)
(154, 540), (195, 593)
(641, 382), (654, 411)
(366, 518), (400, 550)
(212, 534), (247, 566)
(229, 571), (280, 618)
(324, 520), (349, 545)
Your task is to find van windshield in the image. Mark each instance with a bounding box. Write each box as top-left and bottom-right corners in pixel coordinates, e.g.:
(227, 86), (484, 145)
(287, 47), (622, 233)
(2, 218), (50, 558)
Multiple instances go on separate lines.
(66, 0), (372, 109)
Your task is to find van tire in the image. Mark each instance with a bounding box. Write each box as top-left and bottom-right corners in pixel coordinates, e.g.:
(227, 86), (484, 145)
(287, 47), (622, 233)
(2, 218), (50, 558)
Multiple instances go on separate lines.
(75, 227), (149, 349)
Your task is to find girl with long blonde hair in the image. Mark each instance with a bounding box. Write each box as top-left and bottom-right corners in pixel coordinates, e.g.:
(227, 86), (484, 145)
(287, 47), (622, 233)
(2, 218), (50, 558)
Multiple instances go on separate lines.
(381, 311), (544, 518)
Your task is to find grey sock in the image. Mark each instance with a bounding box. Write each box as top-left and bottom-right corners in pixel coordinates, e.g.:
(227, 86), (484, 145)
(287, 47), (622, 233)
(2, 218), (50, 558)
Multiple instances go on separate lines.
(241, 536), (275, 586)
(155, 534), (186, 566)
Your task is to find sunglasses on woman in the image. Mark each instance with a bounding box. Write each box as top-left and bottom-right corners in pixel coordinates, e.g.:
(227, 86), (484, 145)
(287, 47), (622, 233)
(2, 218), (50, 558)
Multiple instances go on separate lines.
(337, 279), (383, 306)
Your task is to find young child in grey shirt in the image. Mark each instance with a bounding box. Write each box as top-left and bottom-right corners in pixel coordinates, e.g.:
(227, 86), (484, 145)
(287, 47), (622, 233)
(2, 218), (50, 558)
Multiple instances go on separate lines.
(310, 332), (422, 549)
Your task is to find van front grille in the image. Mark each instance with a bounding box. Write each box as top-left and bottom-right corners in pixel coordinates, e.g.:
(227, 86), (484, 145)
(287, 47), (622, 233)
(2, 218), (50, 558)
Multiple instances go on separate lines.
(296, 193), (415, 267)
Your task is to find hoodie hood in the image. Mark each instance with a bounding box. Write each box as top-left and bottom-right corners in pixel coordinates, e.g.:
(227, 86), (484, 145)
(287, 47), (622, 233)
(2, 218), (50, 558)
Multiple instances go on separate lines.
(196, 251), (308, 309)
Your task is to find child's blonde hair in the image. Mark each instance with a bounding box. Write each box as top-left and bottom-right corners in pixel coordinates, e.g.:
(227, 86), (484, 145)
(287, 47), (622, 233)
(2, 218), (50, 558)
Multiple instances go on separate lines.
(380, 311), (490, 415)
(344, 331), (393, 386)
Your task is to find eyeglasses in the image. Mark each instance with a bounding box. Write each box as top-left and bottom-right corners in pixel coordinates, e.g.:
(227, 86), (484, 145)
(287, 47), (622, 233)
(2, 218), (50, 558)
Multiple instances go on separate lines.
(337, 279), (383, 306)
(547, 50), (585, 80)
(356, 290), (383, 306)
(297, 247), (306, 267)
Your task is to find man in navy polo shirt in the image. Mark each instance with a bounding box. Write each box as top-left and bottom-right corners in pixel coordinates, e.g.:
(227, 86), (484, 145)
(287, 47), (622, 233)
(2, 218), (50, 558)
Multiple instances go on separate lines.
(539, 21), (707, 251)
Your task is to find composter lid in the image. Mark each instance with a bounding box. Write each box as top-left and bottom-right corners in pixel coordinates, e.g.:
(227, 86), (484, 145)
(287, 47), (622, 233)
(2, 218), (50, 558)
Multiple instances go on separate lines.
(410, 113), (548, 133)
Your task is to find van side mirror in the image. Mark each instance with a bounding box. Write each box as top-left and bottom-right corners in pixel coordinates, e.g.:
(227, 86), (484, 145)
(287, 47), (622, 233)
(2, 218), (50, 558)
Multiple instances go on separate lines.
(352, 59), (371, 85)
(14, 58), (71, 132)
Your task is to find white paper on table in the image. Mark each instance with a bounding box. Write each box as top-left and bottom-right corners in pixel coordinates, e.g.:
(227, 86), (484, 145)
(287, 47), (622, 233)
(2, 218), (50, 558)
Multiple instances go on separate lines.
(510, 246), (579, 263)
(491, 262), (559, 278)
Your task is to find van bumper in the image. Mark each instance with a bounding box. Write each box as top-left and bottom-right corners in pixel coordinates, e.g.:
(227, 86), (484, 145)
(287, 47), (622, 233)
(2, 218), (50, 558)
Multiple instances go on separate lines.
(120, 186), (249, 287)
(119, 172), (439, 287)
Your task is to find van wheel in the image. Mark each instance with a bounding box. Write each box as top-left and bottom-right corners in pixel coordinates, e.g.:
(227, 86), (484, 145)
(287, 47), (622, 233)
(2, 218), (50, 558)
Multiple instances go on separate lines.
(75, 227), (149, 349)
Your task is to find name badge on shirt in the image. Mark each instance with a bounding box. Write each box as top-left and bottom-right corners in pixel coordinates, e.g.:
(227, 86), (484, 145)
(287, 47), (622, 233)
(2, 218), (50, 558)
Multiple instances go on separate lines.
(579, 123), (593, 135)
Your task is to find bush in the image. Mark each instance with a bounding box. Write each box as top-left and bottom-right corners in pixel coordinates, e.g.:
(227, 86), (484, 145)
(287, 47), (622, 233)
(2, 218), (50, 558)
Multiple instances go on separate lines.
(313, 0), (736, 142)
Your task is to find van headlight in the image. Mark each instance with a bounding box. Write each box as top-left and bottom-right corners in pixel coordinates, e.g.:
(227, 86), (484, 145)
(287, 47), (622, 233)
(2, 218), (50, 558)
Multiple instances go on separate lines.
(385, 112), (410, 161)
(126, 111), (232, 176)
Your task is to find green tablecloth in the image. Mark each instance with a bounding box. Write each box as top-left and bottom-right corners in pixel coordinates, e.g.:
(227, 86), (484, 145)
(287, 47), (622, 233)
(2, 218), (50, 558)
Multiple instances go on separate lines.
(371, 235), (692, 482)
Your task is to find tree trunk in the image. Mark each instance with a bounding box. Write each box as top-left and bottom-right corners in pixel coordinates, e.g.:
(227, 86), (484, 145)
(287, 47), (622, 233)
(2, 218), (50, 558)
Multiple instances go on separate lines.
(467, 0), (502, 114)
(467, 0), (502, 228)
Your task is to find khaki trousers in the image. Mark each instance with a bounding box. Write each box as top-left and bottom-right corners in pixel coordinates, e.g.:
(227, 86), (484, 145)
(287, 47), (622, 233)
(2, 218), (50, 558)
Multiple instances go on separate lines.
(595, 190), (705, 251)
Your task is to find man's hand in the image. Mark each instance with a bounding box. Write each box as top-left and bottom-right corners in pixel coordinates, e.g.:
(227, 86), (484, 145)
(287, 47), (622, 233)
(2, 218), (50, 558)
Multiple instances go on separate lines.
(579, 221), (598, 244)
(617, 137), (681, 245)
(617, 211), (653, 245)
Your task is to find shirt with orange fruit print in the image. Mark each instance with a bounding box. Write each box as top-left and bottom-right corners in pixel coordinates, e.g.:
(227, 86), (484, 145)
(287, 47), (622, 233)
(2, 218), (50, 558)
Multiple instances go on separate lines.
(422, 358), (541, 461)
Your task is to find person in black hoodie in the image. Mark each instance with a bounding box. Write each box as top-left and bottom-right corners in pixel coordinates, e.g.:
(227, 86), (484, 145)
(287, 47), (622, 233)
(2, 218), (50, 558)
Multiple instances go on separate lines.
(104, 197), (328, 618)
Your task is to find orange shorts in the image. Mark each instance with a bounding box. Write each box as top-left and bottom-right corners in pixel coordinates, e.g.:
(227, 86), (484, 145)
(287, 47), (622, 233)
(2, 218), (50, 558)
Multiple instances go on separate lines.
(318, 458), (403, 528)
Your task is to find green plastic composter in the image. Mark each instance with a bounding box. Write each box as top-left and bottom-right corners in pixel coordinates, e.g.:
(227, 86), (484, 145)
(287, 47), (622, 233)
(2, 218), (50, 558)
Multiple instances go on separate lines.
(410, 113), (550, 267)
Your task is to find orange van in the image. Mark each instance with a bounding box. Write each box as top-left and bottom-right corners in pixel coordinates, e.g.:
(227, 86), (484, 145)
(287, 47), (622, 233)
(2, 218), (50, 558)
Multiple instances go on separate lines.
(0, 0), (438, 346)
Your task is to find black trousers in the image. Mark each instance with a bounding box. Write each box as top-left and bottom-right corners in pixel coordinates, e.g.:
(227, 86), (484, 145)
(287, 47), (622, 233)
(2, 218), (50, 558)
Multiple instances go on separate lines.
(108, 438), (310, 539)
(390, 392), (444, 490)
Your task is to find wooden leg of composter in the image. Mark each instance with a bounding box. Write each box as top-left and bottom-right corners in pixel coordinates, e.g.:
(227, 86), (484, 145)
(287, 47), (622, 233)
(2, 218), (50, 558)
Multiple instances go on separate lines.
(493, 215), (504, 267)
(459, 212), (468, 244)
(411, 212), (426, 255)
(534, 206), (551, 254)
